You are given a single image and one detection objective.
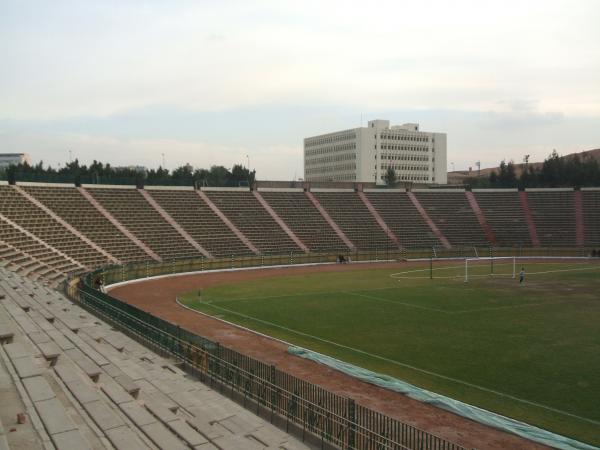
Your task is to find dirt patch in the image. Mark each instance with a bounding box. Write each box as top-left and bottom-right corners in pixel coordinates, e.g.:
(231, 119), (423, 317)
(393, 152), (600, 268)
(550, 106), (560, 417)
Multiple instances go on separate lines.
(110, 261), (553, 450)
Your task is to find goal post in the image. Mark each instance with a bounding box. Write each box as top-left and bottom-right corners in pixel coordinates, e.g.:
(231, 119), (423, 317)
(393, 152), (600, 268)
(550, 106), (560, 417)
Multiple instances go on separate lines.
(463, 256), (517, 283)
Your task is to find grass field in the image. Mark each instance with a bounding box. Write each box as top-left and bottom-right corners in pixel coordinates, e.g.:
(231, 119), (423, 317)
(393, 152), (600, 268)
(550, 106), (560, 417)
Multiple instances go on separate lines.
(181, 259), (600, 446)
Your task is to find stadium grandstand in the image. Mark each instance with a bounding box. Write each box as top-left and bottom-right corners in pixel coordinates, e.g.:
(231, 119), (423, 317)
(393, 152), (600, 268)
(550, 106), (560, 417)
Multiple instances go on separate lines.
(1, 180), (599, 450)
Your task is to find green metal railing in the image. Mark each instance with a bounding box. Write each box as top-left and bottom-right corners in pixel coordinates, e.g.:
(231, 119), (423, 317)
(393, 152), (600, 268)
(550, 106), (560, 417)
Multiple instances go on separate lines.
(65, 248), (591, 450)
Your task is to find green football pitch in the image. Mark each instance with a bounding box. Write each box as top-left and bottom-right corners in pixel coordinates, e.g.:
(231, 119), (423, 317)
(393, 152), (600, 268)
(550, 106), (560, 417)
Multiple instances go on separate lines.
(180, 259), (600, 446)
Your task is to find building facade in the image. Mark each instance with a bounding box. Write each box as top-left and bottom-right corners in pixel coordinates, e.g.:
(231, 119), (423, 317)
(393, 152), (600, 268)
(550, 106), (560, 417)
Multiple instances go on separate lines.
(304, 120), (447, 184)
(0, 153), (31, 169)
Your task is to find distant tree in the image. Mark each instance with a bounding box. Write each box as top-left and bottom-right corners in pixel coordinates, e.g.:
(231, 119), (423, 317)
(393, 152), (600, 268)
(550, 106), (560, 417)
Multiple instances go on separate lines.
(207, 165), (230, 186)
(229, 164), (256, 187)
(383, 167), (397, 187)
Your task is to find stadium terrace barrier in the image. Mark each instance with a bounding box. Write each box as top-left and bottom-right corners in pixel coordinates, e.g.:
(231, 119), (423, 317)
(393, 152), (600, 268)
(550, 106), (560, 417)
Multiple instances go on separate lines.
(64, 248), (591, 450)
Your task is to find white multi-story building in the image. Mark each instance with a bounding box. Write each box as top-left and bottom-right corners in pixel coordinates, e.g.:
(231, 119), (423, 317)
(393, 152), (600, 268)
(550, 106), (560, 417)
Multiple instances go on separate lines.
(0, 153), (30, 169)
(304, 120), (447, 184)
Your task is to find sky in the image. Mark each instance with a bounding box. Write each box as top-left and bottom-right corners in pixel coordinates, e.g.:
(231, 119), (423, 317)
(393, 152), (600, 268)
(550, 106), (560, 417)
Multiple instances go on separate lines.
(1, 0), (599, 179)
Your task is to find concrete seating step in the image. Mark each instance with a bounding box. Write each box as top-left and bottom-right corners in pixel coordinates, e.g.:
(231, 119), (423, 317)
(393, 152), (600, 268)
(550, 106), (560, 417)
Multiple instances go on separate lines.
(219, 413), (263, 435)
(141, 422), (188, 450)
(22, 375), (56, 402)
(105, 425), (150, 450)
(12, 356), (44, 379)
(82, 399), (125, 431)
(65, 380), (100, 405)
(46, 329), (75, 351)
(103, 333), (126, 352)
(114, 374), (140, 398)
(119, 401), (158, 427)
(35, 396), (77, 435)
(50, 429), (92, 450)
(250, 427), (293, 447)
(28, 311), (54, 332)
(64, 349), (101, 382)
(0, 326), (14, 344)
(143, 398), (180, 424)
(186, 416), (226, 441)
(100, 380), (135, 405)
(166, 418), (209, 447)
(36, 341), (61, 365)
(27, 331), (51, 345)
(54, 362), (82, 384)
(3, 342), (36, 360)
(213, 434), (265, 450)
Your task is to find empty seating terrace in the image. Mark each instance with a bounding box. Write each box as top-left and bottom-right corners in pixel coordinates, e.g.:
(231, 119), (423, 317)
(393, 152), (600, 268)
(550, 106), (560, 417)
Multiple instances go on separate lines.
(148, 189), (252, 257)
(24, 186), (149, 264)
(87, 187), (204, 261)
(0, 186), (108, 268)
(205, 191), (301, 254)
(313, 191), (395, 250)
(0, 221), (80, 284)
(365, 191), (440, 248)
(474, 190), (532, 247)
(582, 190), (600, 247)
(260, 190), (346, 252)
(413, 191), (489, 247)
(527, 190), (577, 246)
(0, 267), (310, 450)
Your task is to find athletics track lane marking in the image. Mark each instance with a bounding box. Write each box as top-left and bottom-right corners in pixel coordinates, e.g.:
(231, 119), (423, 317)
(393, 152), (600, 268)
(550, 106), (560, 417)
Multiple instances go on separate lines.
(191, 300), (600, 426)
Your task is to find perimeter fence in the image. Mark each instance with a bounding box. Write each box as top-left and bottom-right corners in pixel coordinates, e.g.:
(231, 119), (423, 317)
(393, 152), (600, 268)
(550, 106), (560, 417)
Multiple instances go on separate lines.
(65, 247), (591, 450)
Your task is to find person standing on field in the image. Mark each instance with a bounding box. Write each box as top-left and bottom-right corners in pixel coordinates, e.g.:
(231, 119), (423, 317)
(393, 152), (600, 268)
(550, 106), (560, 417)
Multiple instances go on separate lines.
(519, 267), (525, 284)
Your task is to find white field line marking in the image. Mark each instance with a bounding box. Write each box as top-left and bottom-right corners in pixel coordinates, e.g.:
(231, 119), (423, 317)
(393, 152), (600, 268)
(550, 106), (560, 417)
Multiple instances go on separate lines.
(206, 285), (576, 315)
(453, 300), (568, 314)
(345, 291), (450, 313)
(390, 263), (600, 280)
(196, 301), (600, 426)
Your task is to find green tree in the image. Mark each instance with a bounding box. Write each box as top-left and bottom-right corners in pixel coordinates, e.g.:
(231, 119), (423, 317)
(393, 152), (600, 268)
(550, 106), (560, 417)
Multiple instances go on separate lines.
(383, 167), (397, 187)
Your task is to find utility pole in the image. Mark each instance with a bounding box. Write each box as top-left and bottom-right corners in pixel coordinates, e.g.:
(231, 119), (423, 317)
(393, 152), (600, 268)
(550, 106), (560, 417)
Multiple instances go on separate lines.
(476, 161), (481, 177)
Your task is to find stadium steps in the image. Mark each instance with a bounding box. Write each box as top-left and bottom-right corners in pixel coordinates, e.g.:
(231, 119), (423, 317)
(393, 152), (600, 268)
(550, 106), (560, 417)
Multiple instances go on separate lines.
(574, 190), (585, 246)
(518, 191), (541, 246)
(413, 191), (488, 247)
(312, 192), (396, 251)
(204, 191), (302, 255)
(404, 191), (451, 249)
(253, 191), (310, 253)
(368, 190), (438, 249)
(14, 185), (119, 266)
(0, 216), (82, 285)
(139, 189), (212, 258)
(78, 186), (162, 262)
(23, 185), (151, 265)
(0, 185), (107, 269)
(464, 191), (497, 246)
(304, 191), (355, 251)
(86, 187), (205, 261)
(0, 267), (312, 450)
(148, 189), (254, 257)
(582, 189), (600, 247)
(526, 190), (577, 247)
(356, 191), (403, 249)
(474, 190), (532, 247)
(259, 191), (347, 252)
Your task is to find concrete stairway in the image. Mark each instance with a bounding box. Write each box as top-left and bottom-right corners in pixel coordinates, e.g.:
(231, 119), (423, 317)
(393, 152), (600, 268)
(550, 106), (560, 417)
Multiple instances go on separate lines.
(0, 267), (311, 450)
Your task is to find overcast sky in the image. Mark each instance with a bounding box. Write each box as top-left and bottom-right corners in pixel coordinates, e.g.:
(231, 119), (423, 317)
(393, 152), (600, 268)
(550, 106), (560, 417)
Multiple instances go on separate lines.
(1, 0), (599, 179)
